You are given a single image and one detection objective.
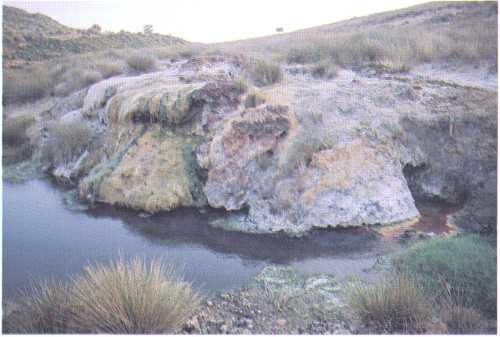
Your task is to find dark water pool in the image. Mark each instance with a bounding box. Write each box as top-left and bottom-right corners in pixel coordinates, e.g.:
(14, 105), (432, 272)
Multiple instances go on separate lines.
(3, 179), (393, 299)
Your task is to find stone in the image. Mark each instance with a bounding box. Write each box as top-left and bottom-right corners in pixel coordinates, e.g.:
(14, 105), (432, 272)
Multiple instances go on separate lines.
(276, 319), (287, 327)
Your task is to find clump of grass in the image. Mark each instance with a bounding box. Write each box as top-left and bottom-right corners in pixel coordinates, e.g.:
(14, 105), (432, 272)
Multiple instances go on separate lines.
(394, 235), (496, 317)
(244, 91), (266, 108)
(249, 59), (283, 86)
(3, 280), (73, 333)
(3, 114), (35, 146)
(42, 120), (94, 165)
(311, 61), (339, 79)
(443, 304), (484, 334)
(287, 45), (327, 64)
(3, 258), (201, 334)
(70, 257), (200, 333)
(126, 52), (157, 73)
(348, 273), (432, 333)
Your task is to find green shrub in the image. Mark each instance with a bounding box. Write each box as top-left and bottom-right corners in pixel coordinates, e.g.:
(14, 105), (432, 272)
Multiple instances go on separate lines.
(42, 120), (94, 165)
(443, 305), (484, 334)
(348, 273), (432, 333)
(394, 235), (496, 317)
(70, 258), (200, 333)
(286, 45), (327, 64)
(126, 52), (157, 73)
(3, 280), (73, 333)
(249, 60), (283, 87)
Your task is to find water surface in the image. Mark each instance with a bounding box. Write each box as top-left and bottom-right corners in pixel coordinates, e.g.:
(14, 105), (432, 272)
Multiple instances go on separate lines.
(3, 179), (393, 298)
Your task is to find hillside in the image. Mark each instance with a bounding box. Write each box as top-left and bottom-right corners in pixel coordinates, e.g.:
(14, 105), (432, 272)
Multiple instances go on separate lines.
(3, 5), (187, 66)
(214, 1), (497, 68)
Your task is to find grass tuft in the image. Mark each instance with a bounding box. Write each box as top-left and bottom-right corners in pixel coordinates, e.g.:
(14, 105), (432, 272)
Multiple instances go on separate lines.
(126, 52), (157, 73)
(248, 59), (283, 87)
(348, 273), (431, 333)
(70, 257), (200, 333)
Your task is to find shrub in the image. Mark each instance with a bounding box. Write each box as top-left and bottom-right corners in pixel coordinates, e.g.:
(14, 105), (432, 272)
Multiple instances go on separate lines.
(70, 258), (200, 333)
(244, 91), (266, 108)
(286, 45), (327, 64)
(42, 120), (94, 165)
(348, 273), (432, 333)
(3, 280), (73, 333)
(443, 305), (484, 334)
(3, 67), (52, 104)
(53, 69), (103, 96)
(126, 52), (157, 73)
(3, 114), (36, 164)
(94, 60), (125, 79)
(394, 235), (496, 317)
(230, 78), (248, 95)
(249, 60), (283, 87)
(3, 114), (35, 146)
(311, 61), (339, 79)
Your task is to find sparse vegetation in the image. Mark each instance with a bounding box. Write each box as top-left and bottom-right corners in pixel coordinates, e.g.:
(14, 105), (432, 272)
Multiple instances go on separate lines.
(248, 59), (283, 87)
(244, 91), (266, 108)
(42, 120), (94, 165)
(126, 52), (157, 73)
(311, 61), (339, 79)
(4, 258), (201, 334)
(348, 273), (431, 333)
(394, 235), (496, 317)
(230, 78), (248, 95)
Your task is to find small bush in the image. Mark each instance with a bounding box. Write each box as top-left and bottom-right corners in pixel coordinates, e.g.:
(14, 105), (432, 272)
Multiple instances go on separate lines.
(230, 78), (248, 95)
(70, 258), (200, 333)
(348, 273), (432, 333)
(287, 45), (327, 64)
(94, 60), (125, 79)
(3, 114), (36, 164)
(42, 120), (94, 165)
(249, 60), (283, 87)
(54, 69), (103, 96)
(126, 52), (157, 73)
(311, 61), (339, 79)
(443, 305), (484, 334)
(3, 280), (72, 333)
(244, 91), (266, 108)
(394, 235), (496, 317)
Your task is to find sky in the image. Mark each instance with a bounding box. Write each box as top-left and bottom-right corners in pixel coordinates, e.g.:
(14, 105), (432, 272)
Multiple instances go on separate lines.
(5, 0), (430, 43)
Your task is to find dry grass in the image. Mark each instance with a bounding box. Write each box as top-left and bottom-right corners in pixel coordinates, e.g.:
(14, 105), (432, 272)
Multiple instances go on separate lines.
(126, 52), (157, 73)
(3, 280), (73, 333)
(3, 258), (201, 334)
(348, 273), (432, 333)
(248, 59), (283, 87)
(311, 60), (339, 79)
(3, 66), (53, 105)
(244, 91), (266, 108)
(3, 114), (36, 164)
(42, 120), (94, 165)
(70, 257), (200, 333)
(442, 304), (484, 334)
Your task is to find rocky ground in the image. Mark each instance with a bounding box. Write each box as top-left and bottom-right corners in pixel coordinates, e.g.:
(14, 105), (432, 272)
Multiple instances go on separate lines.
(5, 52), (497, 237)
